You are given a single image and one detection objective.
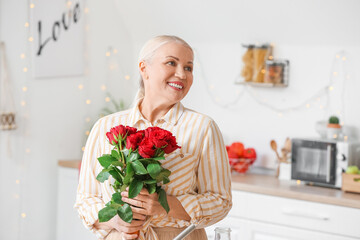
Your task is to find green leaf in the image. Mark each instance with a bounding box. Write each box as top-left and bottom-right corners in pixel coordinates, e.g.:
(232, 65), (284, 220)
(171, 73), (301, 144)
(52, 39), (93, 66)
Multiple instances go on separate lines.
(98, 154), (117, 168)
(124, 164), (135, 185)
(96, 169), (111, 182)
(129, 179), (143, 198)
(155, 169), (171, 183)
(98, 206), (117, 222)
(111, 161), (124, 168)
(143, 179), (157, 184)
(147, 163), (162, 179)
(162, 176), (170, 184)
(158, 189), (170, 213)
(131, 160), (148, 175)
(109, 168), (123, 183)
(111, 150), (120, 160)
(117, 203), (133, 223)
(145, 183), (156, 194)
(128, 152), (140, 163)
(112, 192), (124, 205)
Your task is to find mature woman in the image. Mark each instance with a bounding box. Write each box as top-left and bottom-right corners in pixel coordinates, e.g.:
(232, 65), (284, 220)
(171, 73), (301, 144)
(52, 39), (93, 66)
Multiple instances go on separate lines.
(75, 35), (232, 240)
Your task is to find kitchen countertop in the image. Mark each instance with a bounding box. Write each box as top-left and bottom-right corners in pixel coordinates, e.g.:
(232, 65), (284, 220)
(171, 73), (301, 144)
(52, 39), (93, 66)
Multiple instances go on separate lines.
(58, 160), (360, 209)
(231, 172), (360, 209)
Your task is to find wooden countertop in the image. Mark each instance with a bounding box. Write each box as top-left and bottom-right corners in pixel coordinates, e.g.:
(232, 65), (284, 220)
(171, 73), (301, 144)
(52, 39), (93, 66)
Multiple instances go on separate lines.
(231, 173), (360, 209)
(58, 160), (360, 209)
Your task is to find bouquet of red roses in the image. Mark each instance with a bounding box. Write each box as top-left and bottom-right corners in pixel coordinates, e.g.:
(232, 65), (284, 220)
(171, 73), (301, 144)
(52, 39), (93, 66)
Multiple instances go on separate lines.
(96, 125), (180, 223)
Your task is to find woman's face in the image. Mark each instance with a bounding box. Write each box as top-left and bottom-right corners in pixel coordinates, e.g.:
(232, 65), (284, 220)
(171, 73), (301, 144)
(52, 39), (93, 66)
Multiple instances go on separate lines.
(140, 42), (194, 105)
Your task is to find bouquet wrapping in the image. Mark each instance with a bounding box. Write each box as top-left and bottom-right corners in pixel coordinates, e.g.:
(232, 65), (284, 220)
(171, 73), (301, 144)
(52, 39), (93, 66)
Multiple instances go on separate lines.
(96, 125), (180, 223)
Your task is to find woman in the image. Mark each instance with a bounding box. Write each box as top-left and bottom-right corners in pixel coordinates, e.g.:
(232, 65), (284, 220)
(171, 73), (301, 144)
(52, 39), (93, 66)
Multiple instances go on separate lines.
(75, 35), (232, 240)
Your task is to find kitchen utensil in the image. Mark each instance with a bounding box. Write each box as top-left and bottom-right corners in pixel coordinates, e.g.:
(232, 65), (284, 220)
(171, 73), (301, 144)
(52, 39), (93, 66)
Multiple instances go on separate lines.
(270, 140), (281, 162)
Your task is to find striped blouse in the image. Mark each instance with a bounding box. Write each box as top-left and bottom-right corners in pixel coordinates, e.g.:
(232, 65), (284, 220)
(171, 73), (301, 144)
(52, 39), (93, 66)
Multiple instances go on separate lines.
(74, 99), (232, 240)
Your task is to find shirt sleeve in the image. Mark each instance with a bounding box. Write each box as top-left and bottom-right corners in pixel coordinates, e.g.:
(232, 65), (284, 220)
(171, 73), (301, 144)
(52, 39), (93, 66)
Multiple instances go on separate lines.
(74, 120), (111, 239)
(176, 119), (232, 228)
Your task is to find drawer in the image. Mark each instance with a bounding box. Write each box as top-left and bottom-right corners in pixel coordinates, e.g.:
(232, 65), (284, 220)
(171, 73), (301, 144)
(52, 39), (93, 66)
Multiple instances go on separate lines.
(230, 190), (360, 238)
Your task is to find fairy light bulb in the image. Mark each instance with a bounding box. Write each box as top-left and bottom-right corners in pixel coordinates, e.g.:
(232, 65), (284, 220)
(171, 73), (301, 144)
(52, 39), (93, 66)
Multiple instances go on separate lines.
(66, 1), (72, 7)
(125, 75), (130, 80)
(30, 3), (35, 8)
(23, 67), (28, 72)
(14, 194), (19, 199)
(85, 131), (90, 136)
(81, 146), (85, 151)
(25, 148), (31, 153)
(296, 180), (301, 185)
(105, 97), (110, 102)
(21, 213), (26, 218)
(85, 117), (91, 122)
(86, 99), (91, 104)
(78, 84), (84, 90)
(261, 69), (266, 74)
(278, 113), (283, 117)
(306, 103), (310, 108)
(344, 136), (348, 141)
(22, 87), (28, 92)
(84, 7), (89, 13)
(16, 180), (20, 184)
(24, 22), (29, 27)
(21, 101), (26, 106)
(105, 51), (110, 57)
(342, 56), (346, 61)
(28, 37), (33, 42)
(113, 49), (118, 54)
(329, 86), (334, 91)
(101, 85), (106, 91)
(20, 54), (26, 59)
(268, 55), (273, 60)
(333, 72), (338, 76)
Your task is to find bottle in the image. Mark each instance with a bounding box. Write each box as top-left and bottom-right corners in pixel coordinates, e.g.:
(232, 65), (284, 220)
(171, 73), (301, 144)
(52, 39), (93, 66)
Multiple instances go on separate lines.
(214, 227), (231, 240)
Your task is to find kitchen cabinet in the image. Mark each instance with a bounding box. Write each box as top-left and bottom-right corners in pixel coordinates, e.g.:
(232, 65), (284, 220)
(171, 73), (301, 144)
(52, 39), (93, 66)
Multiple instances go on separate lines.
(206, 190), (360, 240)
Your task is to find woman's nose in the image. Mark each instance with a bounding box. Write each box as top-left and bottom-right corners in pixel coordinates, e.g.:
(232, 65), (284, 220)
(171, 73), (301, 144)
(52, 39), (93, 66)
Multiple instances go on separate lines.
(174, 66), (186, 79)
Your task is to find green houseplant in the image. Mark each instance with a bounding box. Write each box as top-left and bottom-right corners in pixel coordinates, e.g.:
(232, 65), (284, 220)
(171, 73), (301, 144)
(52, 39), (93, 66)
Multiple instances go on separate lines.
(327, 116), (341, 139)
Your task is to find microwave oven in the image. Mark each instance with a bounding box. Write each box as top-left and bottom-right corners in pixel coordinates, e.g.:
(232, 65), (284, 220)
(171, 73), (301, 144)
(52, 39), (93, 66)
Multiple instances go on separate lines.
(291, 138), (360, 188)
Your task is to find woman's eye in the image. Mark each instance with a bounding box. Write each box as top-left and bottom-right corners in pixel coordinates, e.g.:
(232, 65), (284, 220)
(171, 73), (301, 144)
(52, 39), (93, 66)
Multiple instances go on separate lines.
(166, 61), (176, 66)
(185, 66), (192, 72)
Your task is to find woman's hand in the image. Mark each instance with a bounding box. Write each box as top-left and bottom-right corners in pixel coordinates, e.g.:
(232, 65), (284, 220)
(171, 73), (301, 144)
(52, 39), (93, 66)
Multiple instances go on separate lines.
(94, 211), (146, 240)
(121, 188), (167, 216)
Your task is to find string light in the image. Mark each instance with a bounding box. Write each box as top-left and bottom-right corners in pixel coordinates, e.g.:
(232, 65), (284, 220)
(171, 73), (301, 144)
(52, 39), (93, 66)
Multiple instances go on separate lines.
(66, 1), (72, 8)
(30, 3), (35, 8)
(125, 75), (130, 80)
(336, 54), (340, 59)
(28, 37), (33, 42)
(342, 56), (346, 61)
(21, 213), (27, 218)
(16, 180), (20, 184)
(25, 148), (31, 153)
(85, 131), (90, 136)
(78, 84), (84, 90)
(23, 67), (28, 72)
(105, 97), (110, 102)
(278, 113), (283, 117)
(85, 117), (91, 122)
(24, 22), (29, 27)
(306, 103), (310, 108)
(84, 7), (89, 14)
(14, 194), (19, 199)
(101, 85), (106, 91)
(21, 101), (26, 106)
(86, 99), (91, 104)
(333, 72), (338, 76)
(113, 49), (118, 54)
(329, 86), (334, 91)
(344, 136), (348, 141)
(105, 51), (110, 57)
(268, 55), (273, 60)
(22, 86), (28, 92)
(20, 53), (26, 59)
(81, 146), (85, 151)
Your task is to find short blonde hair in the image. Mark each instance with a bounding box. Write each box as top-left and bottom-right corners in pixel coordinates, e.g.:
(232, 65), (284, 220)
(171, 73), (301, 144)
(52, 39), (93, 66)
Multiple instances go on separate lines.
(136, 35), (193, 100)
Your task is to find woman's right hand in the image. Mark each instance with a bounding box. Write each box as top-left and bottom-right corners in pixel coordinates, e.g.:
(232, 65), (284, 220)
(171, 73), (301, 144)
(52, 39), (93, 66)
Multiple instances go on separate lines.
(108, 212), (146, 239)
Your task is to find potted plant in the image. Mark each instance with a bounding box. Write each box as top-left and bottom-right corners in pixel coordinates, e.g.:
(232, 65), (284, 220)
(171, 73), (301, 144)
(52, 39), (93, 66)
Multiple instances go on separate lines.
(327, 116), (342, 139)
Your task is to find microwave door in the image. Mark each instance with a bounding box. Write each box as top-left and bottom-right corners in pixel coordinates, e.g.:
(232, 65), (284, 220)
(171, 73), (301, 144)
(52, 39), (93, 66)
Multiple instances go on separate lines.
(326, 145), (331, 183)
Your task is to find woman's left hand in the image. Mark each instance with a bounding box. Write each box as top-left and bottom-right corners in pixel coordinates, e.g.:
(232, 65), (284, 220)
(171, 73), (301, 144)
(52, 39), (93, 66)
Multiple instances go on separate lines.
(121, 188), (167, 216)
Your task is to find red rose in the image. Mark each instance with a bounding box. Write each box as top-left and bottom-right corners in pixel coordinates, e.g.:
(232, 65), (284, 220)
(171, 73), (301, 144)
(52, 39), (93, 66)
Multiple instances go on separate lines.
(106, 125), (138, 145)
(145, 127), (180, 154)
(126, 131), (145, 151)
(138, 138), (156, 158)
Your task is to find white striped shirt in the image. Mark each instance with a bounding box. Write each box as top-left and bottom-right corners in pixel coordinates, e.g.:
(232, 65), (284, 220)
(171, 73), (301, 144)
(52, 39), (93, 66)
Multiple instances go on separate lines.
(74, 99), (232, 239)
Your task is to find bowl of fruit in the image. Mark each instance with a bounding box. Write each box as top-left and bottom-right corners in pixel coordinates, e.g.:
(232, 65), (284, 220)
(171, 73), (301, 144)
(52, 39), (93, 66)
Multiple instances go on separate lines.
(226, 142), (257, 174)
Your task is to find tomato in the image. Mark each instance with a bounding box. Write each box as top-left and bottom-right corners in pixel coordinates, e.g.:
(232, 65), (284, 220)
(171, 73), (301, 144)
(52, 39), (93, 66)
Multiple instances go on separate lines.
(229, 142), (244, 157)
(243, 148), (256, 160)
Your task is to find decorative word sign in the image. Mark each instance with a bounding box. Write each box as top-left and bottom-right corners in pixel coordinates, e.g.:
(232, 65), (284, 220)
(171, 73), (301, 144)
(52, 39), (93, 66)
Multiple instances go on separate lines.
(31, 0), (84, 78)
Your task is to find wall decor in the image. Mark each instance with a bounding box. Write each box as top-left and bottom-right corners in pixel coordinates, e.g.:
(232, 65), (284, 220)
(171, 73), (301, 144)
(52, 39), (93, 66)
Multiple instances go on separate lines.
(30, 0), (84, 78)
(0, 42), (17, 130)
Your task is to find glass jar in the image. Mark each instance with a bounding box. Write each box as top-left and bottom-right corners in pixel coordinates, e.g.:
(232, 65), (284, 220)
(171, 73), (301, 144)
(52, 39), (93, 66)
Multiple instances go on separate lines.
(214, 227), (231, 240)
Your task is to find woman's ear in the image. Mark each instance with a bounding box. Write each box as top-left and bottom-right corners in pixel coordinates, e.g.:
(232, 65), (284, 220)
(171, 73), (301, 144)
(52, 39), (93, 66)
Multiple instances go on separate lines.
(139, 61), (148, 80)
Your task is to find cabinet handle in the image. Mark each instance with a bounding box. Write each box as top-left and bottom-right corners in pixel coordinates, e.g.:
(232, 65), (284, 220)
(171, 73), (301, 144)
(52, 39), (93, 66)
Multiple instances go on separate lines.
(282, 207), (329, 221)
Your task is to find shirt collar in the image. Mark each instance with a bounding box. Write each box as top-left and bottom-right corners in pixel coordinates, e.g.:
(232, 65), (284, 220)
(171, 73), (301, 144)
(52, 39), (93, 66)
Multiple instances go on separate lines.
(128, 98), (185, 127)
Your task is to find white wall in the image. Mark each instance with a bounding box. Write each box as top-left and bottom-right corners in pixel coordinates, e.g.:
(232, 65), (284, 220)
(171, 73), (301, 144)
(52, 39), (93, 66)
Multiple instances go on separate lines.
(115, 0), (360, 167)
(0, 0), (360, 239)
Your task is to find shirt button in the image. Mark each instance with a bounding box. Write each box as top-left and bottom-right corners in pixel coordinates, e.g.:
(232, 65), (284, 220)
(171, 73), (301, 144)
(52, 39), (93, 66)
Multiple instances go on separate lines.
(158, 119), (165, 124)
(180, 153), (184, 158)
